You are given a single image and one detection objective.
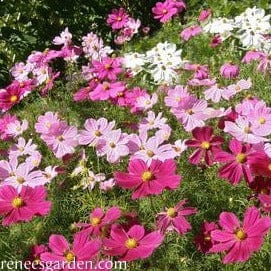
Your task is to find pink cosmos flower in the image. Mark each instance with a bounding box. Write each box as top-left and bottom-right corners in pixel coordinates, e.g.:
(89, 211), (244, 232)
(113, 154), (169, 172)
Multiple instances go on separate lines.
(224, 116), (267, 144)
(41, 71), (60, 96)
(184, 63), (209, 80)
(92, 57), (123, 81)
(214, 138), (253, 185)
(210, 35), (222, 47)
(96, 129), (129, 163)
(42, 121), (78, 159)
(257, 54), (271, 74)
(198, 9), (212, 22)
(90, 81), (126, 101)
(0, 114), (18, 140)
(168, 0), (186, 11)
(204, 84), (230, 103)
(225, 78), (252, 99)
(0, 82), (26, 111)
(103, 224), (164, 261)
(35, 112), (59, 135)
(27, 244), (48, 271)
(172, 95), (210, 132)
(164, 85), (189, 108)
(11, 62), (32, 82)
(194, 222), (217, 253)
(40, 232), (100, 270)
(134, 93), (158, 112)
(248, 151), (271, 178)
(6, 119), (28, 138)
(9, 137), (37, 160)
(185, 126), (224, 166)
(107, 8), (129, 30)
(76, 207), (121, 237)
(259, 194), (271, 212)
(220, 63), (240, 79)
(241, 50), (265, 64)
(180, 25), (202, 41)
(100, 178), (116, 191)
(139, 111), (167, 132)
(131, 134), (175, 165)
(249, 176), (271, 197)
(0, 185), (51, 226)
(79, 117), (115, 147)
(157, 199), (197, 234)
(2, 162), (47, 192)
(152, 1), (178, 23)
(53, 27), (72, 46)
(210, 207), (271, 264)
(114, 159), (181, 199)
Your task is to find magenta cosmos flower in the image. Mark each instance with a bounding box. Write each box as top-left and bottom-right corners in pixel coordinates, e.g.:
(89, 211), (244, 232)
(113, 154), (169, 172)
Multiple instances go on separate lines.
(198, 9), (212, 22)
(77, 207), (121, 237)
(194, 221), (217, 254)
(220, 63), (240, 79)
(40, 232), (100, 270)
(0, 185), (51, 226)
(156, 199), (197, 234)
(92, 57), (123, 81)
(152, 1), (178, 23)
(114, 159), (181, 199)
(103, 224), (164, 261)
(210, 206), (271, 264)
(106, 8), (129, 30)
(214, 138), (253, 185)
(180, 25), (202, 41)
(248, 151), (271, 179)
(185, 126), (224, 166)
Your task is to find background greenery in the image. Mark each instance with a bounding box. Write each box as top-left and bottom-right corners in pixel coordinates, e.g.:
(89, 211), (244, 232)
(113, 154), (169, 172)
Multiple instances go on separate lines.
(1, 0), (271, 271)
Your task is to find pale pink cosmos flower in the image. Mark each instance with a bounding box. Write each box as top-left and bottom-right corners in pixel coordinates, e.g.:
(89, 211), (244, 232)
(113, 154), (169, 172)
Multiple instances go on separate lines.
(257, 54), (271, 74)
(155, 124), (172, 142)
(11, 62), (32, 82)
(157, 199), (197, 234)
(204, 84), (230, 103)
(25, 151), (42, 170)
(132, 135), (175, 165)
(164, 85), (189, 108)
(96, 129), (129, 164)
(42, 122), (78, 159)
(53, 27), (72, 46)
(172, 139), (187, 157)
(180, 25), (202, 41)
(188, 78), (216, 86)
(225, 78), (252, 99)
(78, 117), (115, 147)
(134, 93), (158, 112)
(224, 116), (267, 144)
(241, 50), (265, 64)
(139, 111), (167, 132)
(9, 137), (37, 160)
(6, 119), (28, 138)
(75, 170), (106, 191)
(172, 95), (209, 131)
(0, 157), (19, 181)
(247, 101), (271, 137)
(43, 166), (58, 182)
(100, 178), (116, 191)
(2, 162), (47, 192)
(35, 111), (59, 135)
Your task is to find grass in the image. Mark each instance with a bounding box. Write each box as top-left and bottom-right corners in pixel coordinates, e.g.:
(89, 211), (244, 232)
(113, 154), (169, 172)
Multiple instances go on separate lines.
(1, 1), (271, 270)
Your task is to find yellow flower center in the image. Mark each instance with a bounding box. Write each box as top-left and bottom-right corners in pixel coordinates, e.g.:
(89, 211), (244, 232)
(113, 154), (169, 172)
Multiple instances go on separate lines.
(204, 234), (211, 241)
(162, 9), (168, 14)
(103, 83), (110, 90)
(167, 207), (177, 218)
(186, 109), (194, 115)
(58, 135), (64, 141)
(260, 188), (269, 194)
(104, 64), (111, 69)
(64, 251), (75, 262)
(91, 217), (101, 226)
(18, 147), (24, 152)
(94, 130), (102, 136)
(117, 16), (122, 21)
(17, 177), (25, 184)
(10, 95), (18, 103)
(268, 164), (271, 171)
(142, 171), (153, 182)
(109, 142), (116, 148)
(147, 150), (154, 157)
(244, 126), (251, 133)
(201, 141), (210, 149)
(235, 229), (247, 241)
(12, 197), (23, 208)
(236, 153), (246, 163)
(125, 238), (138, 249)
(259, 117), (266, 124)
